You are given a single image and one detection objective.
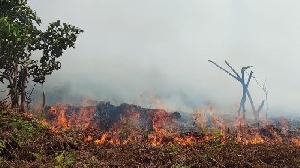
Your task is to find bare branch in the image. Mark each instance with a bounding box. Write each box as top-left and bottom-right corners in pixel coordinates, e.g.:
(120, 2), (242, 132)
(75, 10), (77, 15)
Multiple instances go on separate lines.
(246, 90), (264, 119)
(246, 71), (253, 87)
(225, 60), (241, 79)
(257, 100), (265, 114)
(242, 66), (253, 71)
(208, 60), (239, 81)
(246, 90), (256, 115)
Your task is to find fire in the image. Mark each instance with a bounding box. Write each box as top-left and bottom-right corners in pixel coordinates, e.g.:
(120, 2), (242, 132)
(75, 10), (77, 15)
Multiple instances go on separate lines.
(23, 112), (34, 118)
(174, 135), (197, 146)
(47, 103), (96, 132)
(48, 104), (70, 129)
(68, 106), (96, 130)
(148, 109), (179, 146)
(38, 118), (49, 127)
(293, 139), (300, 147)
(39, 101), (299, 147)
(193, 109), (207, 128)
(94, 133), (108, 144)
(244, 133), (264, 145)
(85, 135), (93, 142)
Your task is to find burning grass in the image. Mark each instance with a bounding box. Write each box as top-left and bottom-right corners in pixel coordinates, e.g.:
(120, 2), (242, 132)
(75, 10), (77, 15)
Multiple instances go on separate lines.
(1, 103), (300, 167)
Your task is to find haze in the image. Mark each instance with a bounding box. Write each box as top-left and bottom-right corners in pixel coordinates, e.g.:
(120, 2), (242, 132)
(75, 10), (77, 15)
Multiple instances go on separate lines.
(15, 0), (300, 117)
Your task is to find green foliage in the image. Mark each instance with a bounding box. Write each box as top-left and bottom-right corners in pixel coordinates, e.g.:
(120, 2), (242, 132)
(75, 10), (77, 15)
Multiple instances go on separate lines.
(0, 139), (5, 149)
(0, 17), (20, 37)
(55, 150), (76, 168)
(199, 125), (209, 133)
(9, 119), (35, 135)
(30, 151), (42, 161)
(201, 153), (213, 159)
(162, 143), (179, 156)
(0, 110), (8, 117)
(213, 129), (221, 137)
(9, 118), (35, 146)
(202, 129), (224, 149)
(0, 0), (83, 109)
(0, 139), (6, 156)
(294, 158), (300, 164)
(7, 117), (46, 147)
(171, 155), (195, 168)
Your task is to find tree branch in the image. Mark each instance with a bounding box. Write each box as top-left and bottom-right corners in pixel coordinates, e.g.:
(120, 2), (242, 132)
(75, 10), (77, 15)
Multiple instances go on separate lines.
(225, 60), (241, 79)
(208, 60), (239, 81)
(246, 71), (253, 87)
(246, 90), (264, 120)
(257, 100), (265, 114)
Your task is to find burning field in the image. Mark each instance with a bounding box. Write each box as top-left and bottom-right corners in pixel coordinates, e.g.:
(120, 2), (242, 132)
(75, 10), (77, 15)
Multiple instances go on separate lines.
(1, 101), (300, 167)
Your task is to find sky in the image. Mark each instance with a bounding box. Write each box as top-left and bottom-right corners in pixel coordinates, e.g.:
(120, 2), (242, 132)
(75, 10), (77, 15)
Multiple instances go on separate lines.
(16, 0), (300, 117)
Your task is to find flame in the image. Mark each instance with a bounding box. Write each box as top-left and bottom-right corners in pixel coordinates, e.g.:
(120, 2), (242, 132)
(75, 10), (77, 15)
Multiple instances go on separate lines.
(193, 109), (207, 128)
(174, 135), (197, 146)
(47, 103), (96, 132)
(85, 135), (93, 142)
(148, 109), (179, 146)
(23, 112), (34, 118)
(149, 92), (165, 110)
(94, 133), (108, 144)
(68, 106), (96, 130)
(41, 102), (299, 147)
(38, 119), (49, 127)
(245, 133), (264, 145)
(237, 132), (264, 145)
(293, 139), (300, 147)
(49, 104), (70, 129)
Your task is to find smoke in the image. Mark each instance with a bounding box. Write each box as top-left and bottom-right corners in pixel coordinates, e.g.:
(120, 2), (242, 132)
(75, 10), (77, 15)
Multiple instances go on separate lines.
(2, 0), (297, 116)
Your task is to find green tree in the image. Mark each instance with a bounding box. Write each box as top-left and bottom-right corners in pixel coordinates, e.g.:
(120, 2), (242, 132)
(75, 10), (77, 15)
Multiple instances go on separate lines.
(0, 0), (83, 111)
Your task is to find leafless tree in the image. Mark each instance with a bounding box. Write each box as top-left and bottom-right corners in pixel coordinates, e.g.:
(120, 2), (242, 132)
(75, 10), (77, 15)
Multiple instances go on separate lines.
(208, 60), (265, 121)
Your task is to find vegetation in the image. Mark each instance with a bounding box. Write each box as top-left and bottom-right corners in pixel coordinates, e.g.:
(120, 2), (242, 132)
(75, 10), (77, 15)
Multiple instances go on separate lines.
(0, 0), (83, 111)
(0, 107), (299, 167)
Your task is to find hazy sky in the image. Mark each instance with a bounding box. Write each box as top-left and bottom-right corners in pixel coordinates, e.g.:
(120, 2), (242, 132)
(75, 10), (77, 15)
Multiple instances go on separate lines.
(24, 0), (300, 117)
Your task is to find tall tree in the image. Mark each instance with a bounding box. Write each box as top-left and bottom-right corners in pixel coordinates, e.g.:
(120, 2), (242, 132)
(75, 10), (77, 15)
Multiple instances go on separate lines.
(0, 0), (84, 111)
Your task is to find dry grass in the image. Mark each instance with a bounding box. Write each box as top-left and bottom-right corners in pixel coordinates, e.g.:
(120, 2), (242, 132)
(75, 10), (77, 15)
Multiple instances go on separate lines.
(0, 109), (300, 168)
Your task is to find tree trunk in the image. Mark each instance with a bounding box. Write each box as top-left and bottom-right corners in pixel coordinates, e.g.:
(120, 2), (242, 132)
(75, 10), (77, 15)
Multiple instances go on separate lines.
(42, 83), (45, 112)
(20, 68), (27, 112)
(10, 89), (19, 108)
(11, 58), (19, 109)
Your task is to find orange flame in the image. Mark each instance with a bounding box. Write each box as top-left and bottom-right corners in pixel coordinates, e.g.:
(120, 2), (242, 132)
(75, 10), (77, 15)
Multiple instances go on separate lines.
(94, 133), (108, 145)
(293, 139), (300, 147)
(85, 135), (93, 142)
(47, 103), (96, 132)
(42, 102), (297, 147)
(244, 133), (264, 145)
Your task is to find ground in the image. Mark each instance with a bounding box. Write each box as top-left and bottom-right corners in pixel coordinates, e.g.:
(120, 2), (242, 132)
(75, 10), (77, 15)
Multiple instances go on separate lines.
(0, 109), (300, 168)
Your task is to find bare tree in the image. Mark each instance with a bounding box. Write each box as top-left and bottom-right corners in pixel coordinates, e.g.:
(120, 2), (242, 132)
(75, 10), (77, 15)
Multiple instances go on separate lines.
(208, 60), (265, 121)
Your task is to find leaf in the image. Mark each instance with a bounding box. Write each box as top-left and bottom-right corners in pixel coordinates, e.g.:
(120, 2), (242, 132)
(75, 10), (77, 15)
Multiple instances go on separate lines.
(0, 0), (84, 106)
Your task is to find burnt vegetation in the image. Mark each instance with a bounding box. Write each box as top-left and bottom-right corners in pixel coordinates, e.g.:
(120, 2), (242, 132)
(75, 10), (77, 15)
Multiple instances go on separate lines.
(1, 103), (300, 167)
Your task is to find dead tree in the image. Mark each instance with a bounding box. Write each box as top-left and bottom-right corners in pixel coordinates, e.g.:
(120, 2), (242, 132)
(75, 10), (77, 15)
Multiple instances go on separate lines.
(208, 60), (265, 121)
